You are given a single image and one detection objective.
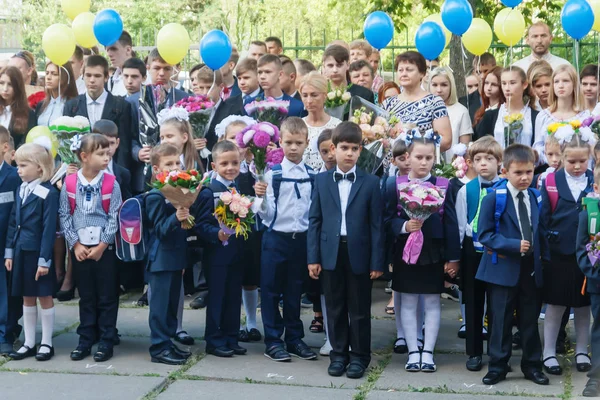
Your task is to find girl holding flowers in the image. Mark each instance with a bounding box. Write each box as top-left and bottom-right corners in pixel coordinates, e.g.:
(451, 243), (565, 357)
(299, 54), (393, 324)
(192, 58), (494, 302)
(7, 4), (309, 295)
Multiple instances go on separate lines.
(533, 64), (590, 165)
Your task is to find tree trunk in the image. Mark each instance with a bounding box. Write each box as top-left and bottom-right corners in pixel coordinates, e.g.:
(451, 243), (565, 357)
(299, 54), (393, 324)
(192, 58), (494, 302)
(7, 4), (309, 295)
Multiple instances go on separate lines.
(449, 0), (477, 99)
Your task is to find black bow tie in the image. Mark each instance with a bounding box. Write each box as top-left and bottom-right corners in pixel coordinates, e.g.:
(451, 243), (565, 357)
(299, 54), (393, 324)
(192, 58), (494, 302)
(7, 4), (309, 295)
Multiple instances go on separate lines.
(481, 182), (493, 189)
(334, 172), (356, 183)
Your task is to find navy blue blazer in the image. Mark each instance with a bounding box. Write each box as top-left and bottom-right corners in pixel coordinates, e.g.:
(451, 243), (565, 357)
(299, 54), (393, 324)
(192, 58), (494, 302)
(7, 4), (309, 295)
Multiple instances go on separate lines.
(145, 190), (188, 272)
(5, 182), (59, 266)
(576, 210), (600, 294)
(64, 92), (133, 170)
(475, 187), (543, 288)
(442, 177), (466, 261)
(308, 168), (384, 274)
(205, 95), (245, 153)
(243, 92), (306, 118)
(113, 162), (132, 201)
(539, 169), (593, 258)
(228, 76), (242, 98)
(0, 165), (20, 250)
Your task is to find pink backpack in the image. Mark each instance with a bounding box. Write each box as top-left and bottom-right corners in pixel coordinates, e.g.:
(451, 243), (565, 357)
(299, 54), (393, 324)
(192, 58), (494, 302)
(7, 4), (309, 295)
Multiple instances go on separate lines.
(65, 173), (116, 214)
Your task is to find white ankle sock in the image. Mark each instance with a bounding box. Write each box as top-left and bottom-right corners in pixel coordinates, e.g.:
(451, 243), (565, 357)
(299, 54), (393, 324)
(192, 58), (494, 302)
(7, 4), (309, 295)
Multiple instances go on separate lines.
(242, 288), (259, 330)
(20, 305), (37, 352)
(39, 307), (55, 353)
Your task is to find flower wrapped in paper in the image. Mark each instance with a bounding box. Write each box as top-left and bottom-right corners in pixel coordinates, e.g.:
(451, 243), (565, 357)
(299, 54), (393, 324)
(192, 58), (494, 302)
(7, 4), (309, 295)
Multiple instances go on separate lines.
(49, 116), (90, 183)
(213, 188), (256, 246)
(152, 169), (202, 229)
(502, 113), (524, 148)
(397, 181), (446, 264)
(244, 97), (289, 127)
(324, 81), (352, 120)
(174, 95), (215, 158)
(235, 122), (280, 181)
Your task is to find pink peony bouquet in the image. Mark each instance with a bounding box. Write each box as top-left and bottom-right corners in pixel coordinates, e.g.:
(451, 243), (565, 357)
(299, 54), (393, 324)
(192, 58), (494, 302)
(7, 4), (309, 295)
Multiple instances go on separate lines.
(451, 156), (468, 178)
(244, 97), (289, 127)
(214, 188), (256, 246)
(235, 122), (280, 181)
(397, 181), (446, 264)
(249, 147), (285, 178)
(174, 95), (215, 138)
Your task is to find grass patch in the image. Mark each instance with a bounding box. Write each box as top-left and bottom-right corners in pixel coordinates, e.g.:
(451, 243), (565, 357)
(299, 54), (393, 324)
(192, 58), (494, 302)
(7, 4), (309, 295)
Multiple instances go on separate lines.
(408, 384), (457, 394)
(140, 353), (205, 400)
(353, 354), (392, 400)
(52, 321), (79, 337)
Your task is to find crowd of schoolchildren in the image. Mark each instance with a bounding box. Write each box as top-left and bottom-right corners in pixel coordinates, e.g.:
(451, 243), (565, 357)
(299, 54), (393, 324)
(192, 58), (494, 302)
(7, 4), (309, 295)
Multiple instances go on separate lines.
(3, 27), (600, 398)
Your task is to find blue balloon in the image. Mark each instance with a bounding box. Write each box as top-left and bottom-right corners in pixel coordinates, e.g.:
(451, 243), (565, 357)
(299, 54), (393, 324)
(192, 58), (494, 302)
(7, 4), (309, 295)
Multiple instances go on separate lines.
(200, 30), (232, 70)
(441, 0), (473, 36)
(415, 22), (446, 61)
(93, 9), (123, 46)
(501, 0), (523, 7)
(364, 11), (394, 50)
(561, 0), (595, 40)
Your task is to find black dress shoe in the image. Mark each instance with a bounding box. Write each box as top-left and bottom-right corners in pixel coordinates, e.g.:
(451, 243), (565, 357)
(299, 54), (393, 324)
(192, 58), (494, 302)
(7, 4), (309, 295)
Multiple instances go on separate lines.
(151, 349), (186, 365)
(9, 345), (36, 360)
(466, 356), (482, 371)
(248, 328), (262, 342)
(35, 344), (54, 361)
(264, 345), (291, 362)
(583, 378), (600, 397)
(482, 371), (506, 385)
(94, 345), (114, 362)
(190, 295), (207, 309)
(238, 329), (249, 342)
(70, 346), (91, 361)
(136, 292), (148, 307)
(207, 346), (234, 358)
(56, 287), (75, 302)
(524, 370), (550, 385)
(229, 344), (247, 355)
(174, 331), (194, 346)
(393, 337), (408, 354)
(328, 360), (347, 377)
(171, 346), (191, 358)
(287, 342), (317, 360)
(512, 330), (521, 349)
(543, 356), (563, 375)
(576, 353), (592, 373)
(346, 362), (366, 379)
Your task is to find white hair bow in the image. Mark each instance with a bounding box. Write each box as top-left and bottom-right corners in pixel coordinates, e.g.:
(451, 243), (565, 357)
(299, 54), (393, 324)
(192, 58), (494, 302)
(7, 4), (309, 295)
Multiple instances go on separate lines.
(157, 106), (190, 126)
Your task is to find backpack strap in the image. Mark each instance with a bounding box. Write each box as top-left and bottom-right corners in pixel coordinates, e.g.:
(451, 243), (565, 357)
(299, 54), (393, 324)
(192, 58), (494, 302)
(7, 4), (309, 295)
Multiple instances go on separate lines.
(101, 173), (116, 214)
(269, 164), (315, 231)
(466, 178), (481, 223)
(490, 179), (509, 265)
(65, 173), (78, 215)
(584, 197), (600, 235)
(545, 172), (559, 213)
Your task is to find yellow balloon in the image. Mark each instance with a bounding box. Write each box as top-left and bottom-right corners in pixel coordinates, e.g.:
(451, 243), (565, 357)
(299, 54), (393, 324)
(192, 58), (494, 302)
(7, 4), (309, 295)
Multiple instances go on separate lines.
(590, 0), (600, 32)
(157, 23), (191, 65)
(26, 126), (58, 158)
(61, 0), (91, 21)
(72, 12), (97, 49)
(494, 7), (525, 47)
(462, 18), (493, 56)
(424, 14), (451, 48)
(42, 24), (76, 66)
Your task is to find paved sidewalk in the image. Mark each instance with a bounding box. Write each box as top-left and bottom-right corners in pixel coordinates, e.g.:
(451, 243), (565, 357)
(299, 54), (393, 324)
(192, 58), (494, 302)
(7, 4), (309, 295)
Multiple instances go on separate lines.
(0, 282), (585, 399)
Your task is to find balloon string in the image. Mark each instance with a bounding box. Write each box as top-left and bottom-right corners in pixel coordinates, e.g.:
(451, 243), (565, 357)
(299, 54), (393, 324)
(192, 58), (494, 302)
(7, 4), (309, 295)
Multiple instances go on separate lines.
(575, 40), (581, 109)
(597, 36), (599, 104)
(60, 66), (71, 85)
(461, 41), (469, 112)
(170, 66), (180, 106)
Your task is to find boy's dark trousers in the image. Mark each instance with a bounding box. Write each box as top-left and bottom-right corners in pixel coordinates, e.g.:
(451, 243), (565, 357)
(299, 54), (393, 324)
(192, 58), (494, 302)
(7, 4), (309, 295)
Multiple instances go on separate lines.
(148, 270), (182, 356)
(260, 230), (307, 348)
(0, 268), (22, 343)
(589, 294), (600, 379)
(487, 254), (542, 374)
(321, 239), (372, 368)
(73, 246), (119, 349)
(462, 237), (486, 357)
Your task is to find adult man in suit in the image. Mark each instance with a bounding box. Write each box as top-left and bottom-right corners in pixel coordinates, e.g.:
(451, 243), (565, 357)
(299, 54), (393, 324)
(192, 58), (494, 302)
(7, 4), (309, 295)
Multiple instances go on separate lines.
(63, 55), (133, 170)
(307, 122), (384, 379)
(322, 45), (375, 104)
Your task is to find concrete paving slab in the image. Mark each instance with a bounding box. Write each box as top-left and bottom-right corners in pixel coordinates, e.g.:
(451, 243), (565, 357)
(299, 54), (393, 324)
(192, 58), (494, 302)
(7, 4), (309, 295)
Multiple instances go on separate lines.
(367, 390), (561, 400)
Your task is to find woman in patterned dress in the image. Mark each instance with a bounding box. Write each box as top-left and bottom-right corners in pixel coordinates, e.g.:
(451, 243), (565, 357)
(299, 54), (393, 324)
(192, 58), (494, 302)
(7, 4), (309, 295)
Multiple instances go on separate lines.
(382, 51), (452, 152)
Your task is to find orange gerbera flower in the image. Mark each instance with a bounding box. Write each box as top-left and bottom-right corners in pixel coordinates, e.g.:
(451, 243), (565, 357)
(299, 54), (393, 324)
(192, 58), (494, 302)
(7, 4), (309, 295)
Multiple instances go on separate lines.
(177, 172), (191, 180)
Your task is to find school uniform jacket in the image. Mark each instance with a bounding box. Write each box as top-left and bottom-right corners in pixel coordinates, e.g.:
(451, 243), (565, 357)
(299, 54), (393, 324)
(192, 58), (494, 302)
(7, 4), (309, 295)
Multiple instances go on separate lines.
(442, 177), (467, 261)
(0, 165), (20, 249)
(4, 182), (59, 268)
(577, 210), (600, 294)
(539, 168), (593, 259)
(145, 190), (188, 272)
(64, 92), (133, 170)
(113, 162), (132, 201)
(205, 95), (245, 152)
(475, 187), (543, 288)
(307, 167), (384, 275)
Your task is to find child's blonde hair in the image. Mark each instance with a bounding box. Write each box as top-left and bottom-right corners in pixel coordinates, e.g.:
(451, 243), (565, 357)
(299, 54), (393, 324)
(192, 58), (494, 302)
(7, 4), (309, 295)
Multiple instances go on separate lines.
(221, 121), (248, 142)
(468, 136), (503, 162)
(594, 164), (600, 183)
(160, 119), (201, 171)
(15, 143), (54, 182)
(549, 64), (583, 113)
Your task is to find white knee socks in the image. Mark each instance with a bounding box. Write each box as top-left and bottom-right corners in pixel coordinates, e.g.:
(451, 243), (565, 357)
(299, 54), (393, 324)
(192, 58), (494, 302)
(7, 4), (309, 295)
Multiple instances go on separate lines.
(39, 307), (55, 353)
(400, 293), (420, 364)
(19, 305), (37, 353)
(574, 306), (591, 363)
(242, 288), (259, 330)
(422, 294), (441, 365)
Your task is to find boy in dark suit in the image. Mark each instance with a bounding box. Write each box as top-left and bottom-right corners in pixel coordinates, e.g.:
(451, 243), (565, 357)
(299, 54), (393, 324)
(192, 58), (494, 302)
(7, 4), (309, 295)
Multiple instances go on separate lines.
(92, 120), (132, 200)
(64, 55), (133, 170)
(0, 126), (21, 355)
(194, 140), (245, 358)
(576, 165), (600, 397)
(476, 144), (548, 386)
(308, 121), (384, 379)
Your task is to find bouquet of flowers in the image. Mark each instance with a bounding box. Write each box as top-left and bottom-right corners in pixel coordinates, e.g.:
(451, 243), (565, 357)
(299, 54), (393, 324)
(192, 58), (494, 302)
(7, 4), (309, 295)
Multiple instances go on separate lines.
(174, 95), (215, 158)
(152, 169), (202, 229)
(351, 107), (394, 175)
(235, 122), (280, 181)
(49, 116), (91, 184)
(586, 232), (600, 269)
(433, 161), (458, 179)
(547, 120), (597, 147)
(244, 97), (289, 127)
(503, 113), (524, 148)
(324, 81), (352, 120)
(583, 116), (600, 138)
(27, 91), (45, 110)
(213, 188), (256, 246)
(436, 143), (468, 179)
(249, 147), (285, 177)
(397, 181), (446, 264)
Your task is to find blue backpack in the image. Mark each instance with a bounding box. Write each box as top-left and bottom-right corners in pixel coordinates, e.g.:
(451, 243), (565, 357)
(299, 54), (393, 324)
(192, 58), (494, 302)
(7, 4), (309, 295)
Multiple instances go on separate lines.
(115, 192), (161, 262)
(486, 178), (542, 264)
(269, 163), (316, 230)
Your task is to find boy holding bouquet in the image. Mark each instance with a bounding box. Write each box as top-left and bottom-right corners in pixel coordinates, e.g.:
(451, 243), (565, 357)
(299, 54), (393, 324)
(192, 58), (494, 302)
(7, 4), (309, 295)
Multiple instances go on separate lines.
(254, 117), (317, 362)
(194, 140), (246, 358)
(308, 122), (384, 379)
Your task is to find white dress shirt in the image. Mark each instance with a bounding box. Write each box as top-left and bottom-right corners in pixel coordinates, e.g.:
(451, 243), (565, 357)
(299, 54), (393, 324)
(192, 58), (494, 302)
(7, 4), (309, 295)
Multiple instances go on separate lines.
(259, 158), (312, 233)
(565, 170), (589, 202)
(336, 165), (356, 236)
(215, 173), (233, 188)
(86, 90), (109, 128)
(455, 176), (499, 245)
(507, 181), (531, 240)
(20, 178), (41, 204)
(0, 105), (12, 129)
(513, 52), (570, 72)
(243, 87), (261, 102)
(37, 96), (66, 126)
(108, 68), (128, 97)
